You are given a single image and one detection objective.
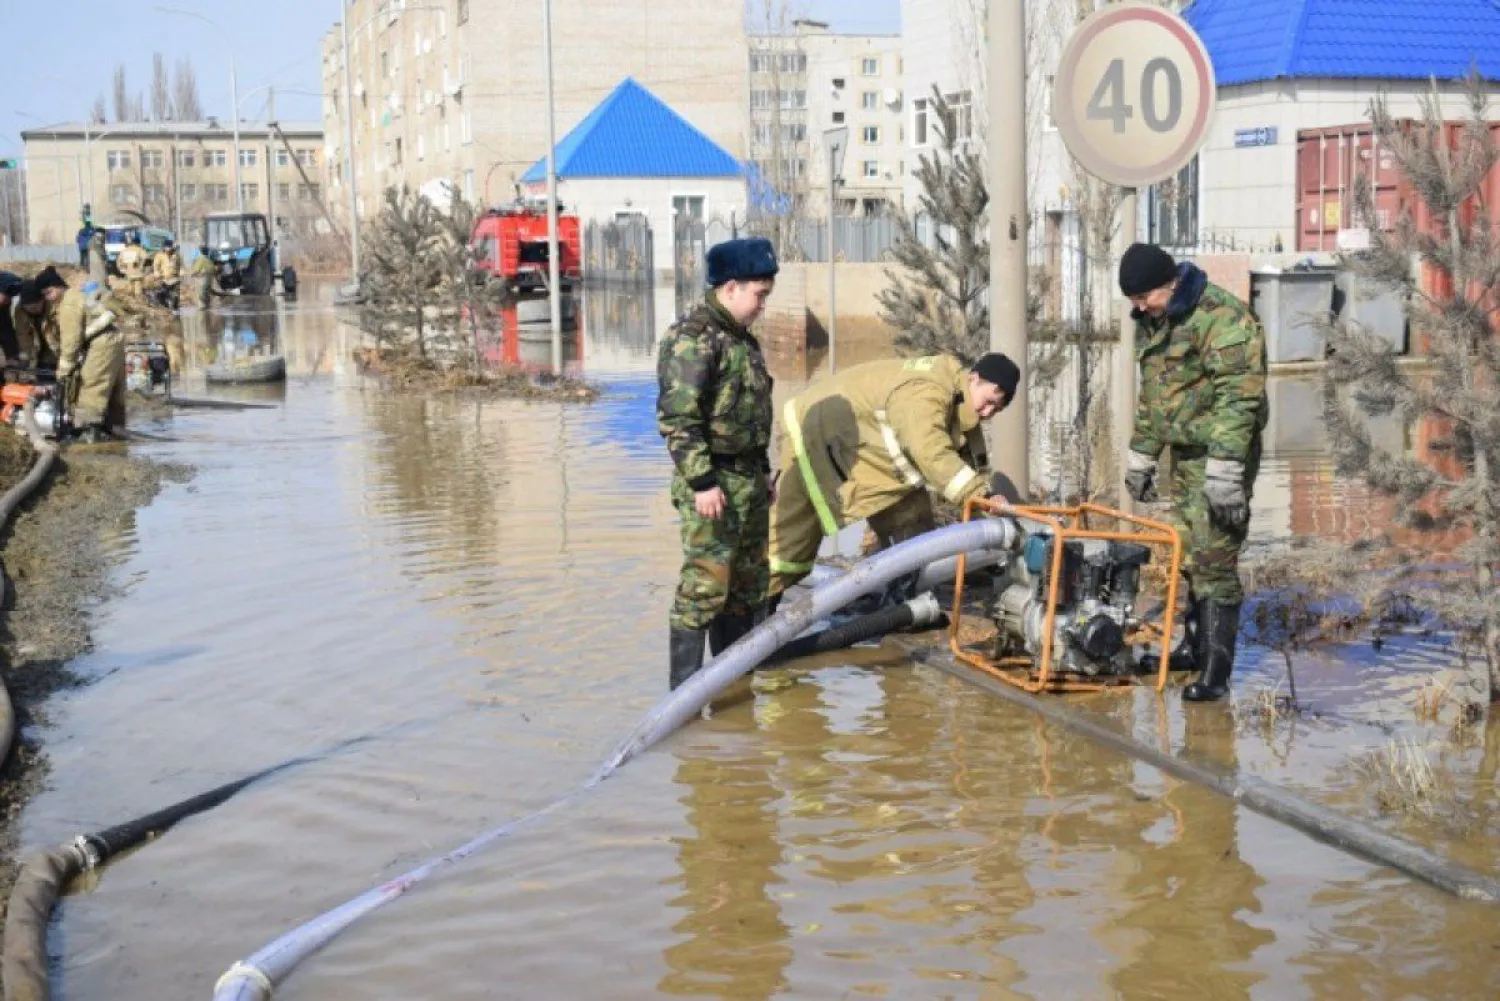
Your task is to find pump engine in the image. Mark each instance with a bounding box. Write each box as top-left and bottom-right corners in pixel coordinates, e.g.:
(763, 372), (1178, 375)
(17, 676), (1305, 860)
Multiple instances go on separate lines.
(992, 532), (1153, 676)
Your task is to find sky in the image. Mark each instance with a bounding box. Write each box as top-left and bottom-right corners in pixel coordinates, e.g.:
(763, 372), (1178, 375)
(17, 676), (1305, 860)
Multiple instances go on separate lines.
(0, 0), (902, 161)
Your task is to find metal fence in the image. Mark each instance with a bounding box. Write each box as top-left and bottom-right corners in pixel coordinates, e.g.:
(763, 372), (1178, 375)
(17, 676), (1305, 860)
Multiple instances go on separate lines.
(584, 218), (655, 284)
(1029, 340), (1121, 502)
(799, 215), (900, 263)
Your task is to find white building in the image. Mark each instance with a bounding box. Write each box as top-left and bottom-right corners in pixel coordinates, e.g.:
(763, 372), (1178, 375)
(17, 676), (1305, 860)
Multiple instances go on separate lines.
(749, 19), (907, 217)
(520, 79), (746, 278)
(1180, 0), (1500, 256)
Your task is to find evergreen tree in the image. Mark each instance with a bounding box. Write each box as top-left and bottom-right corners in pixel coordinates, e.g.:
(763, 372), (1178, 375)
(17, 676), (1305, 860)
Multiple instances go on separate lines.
(877, 89), (990, 362)
(359, 186), (441, 359)
(1324, 74), (1500, 709)
(431, 188), (509, 372)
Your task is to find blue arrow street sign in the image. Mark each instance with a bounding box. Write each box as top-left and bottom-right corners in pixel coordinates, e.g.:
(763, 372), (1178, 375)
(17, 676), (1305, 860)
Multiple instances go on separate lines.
(1234, 126), (1278, 149)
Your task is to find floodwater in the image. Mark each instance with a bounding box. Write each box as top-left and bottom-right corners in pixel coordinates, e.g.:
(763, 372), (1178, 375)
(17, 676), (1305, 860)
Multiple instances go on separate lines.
(18, 282), (1500, 1000)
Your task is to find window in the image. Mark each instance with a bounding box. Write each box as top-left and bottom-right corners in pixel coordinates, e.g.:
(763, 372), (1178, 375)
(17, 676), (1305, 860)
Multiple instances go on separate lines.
(457, 0), (469, 24)
(832, 111), (845, 124)
(180, 183), (197, 201)
(240, 182), (259, 201)
(207, 150), (228, 167)
(832, 77), (845, 90)
(276, 149), (290, 167)
(750, 53), (767, 73)
(861, 125), (880, 144)
(673, 196), (706, 224)
(943, 91), (974, 140)
(863, 160), (879, 179)
(913, 98), (929, 146)
(300, 183), (322, 202)
(278, 183), (292, 201)
(140, 150), (165, 169)
(862, 57), (880, 76)
(239, 148), (258, 168)
(107, 150), (131, 170)
(861, 92), (878, 110)
(110, 183), (134, 203)
(144, 183), (167, 203)
(296, 149), (317, 167)
(178, 149), (196, 168)
(1149, 156), (1199, 248)
(780, 90), (806, 110)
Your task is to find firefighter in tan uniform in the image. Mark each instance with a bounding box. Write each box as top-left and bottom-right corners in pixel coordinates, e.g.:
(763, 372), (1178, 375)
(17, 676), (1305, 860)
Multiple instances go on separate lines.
(11, 266), (67, 369)
(18, 269), (130, 443)
(767, 352), (1020, 601)
(153, 238), (182, 312)
(115, 233), (150, 296)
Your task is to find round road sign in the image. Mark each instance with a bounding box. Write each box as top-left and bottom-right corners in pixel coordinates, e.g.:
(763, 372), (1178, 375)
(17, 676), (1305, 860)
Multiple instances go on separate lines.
(1053, 3), (1216, 188)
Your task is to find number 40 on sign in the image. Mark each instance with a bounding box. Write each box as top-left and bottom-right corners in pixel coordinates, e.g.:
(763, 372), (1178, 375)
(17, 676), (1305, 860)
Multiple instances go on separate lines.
(1053, 3), (1217, 189)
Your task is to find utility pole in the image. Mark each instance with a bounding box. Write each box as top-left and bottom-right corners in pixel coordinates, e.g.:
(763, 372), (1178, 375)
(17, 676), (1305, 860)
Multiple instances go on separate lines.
(989, 0), (1029, 495)
(340, 7), (361, 283)
(1114, 190), (1138, 510)
(543, 0), (563, 372)
(828, 147), (837, 374)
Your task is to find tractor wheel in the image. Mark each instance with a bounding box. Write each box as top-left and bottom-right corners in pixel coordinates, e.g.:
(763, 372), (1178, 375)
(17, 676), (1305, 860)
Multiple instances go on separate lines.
(245, 254), (273, 296)
(280, 266), (299, 298)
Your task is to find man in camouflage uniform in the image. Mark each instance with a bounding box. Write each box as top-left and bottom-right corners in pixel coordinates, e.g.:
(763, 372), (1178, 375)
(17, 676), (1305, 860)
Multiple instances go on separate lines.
(1120, 243), (1267, 702)
(657, 237), (779, 690)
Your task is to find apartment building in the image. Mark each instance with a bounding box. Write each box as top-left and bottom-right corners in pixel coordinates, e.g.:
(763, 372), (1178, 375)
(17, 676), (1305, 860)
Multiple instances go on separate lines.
(321, 0), (748, 228)
(749, 19), (905, 218)
(19, 121), (325, 245)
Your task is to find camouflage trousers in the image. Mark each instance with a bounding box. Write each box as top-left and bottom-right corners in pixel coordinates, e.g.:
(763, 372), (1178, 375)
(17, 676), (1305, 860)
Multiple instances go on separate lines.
(1167, 439), (1261, 604)
(670, 464), (770, 631)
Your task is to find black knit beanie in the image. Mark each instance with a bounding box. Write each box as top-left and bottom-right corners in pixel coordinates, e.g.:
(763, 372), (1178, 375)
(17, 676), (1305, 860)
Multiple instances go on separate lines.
(1118, 243), (1178, 297)
(972, 352), (1020, 399)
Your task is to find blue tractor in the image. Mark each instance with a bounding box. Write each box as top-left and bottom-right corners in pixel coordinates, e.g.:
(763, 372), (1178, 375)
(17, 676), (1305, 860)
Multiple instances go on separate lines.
(201, 212), (297, 297)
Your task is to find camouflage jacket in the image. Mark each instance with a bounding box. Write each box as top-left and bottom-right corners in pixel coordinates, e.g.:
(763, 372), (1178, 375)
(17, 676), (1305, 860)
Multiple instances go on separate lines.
(656, 293), (774, 491)
(1132, 263), (1267, 464)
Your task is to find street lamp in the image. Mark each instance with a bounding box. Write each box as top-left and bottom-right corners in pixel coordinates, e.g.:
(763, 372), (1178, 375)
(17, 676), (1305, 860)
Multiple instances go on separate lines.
(155, 6), (244, 214)
(334, 2), (448, 291)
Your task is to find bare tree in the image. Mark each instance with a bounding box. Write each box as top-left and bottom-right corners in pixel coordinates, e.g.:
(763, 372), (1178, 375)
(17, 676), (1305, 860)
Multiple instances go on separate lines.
(90, 96), (108, 126)
(1323, 73), (1500, 710)
(746, 0), (810, 259)
(151, 52), (173, 121)
(174, 58), (204, 122)
(112, 65), (130, 122)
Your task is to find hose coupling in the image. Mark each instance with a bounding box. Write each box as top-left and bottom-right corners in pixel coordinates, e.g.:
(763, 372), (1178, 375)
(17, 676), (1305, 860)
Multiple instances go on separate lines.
(66, 835), (102, 872)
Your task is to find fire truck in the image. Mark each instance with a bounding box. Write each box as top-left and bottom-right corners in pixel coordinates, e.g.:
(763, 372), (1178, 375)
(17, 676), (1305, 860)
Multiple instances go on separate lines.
(470, 199), (582, 295)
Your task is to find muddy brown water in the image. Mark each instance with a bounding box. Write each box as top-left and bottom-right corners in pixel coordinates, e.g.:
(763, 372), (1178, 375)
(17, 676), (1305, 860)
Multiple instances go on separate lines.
(15, 282), (1500, 999)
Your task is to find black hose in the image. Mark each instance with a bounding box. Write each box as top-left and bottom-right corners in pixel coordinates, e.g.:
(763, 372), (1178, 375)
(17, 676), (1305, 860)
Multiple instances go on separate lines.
(903, 643), (1500, 904)
(2, 734), (372, 1001)
(166, 398), (277, 411)
(767, 593), (944, 666)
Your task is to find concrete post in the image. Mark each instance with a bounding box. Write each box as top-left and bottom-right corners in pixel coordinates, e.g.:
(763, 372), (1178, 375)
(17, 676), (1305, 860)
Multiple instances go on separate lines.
(988, 0), (1030, 496)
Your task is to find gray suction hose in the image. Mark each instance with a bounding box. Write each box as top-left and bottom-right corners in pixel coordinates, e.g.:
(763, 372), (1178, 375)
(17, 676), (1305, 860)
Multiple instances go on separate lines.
(209, 517), (1021, 1001)
(801, 549), (1005, 592)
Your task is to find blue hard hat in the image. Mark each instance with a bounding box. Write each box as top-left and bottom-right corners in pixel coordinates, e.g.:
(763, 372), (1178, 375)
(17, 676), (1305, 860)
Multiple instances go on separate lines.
(705, 237), (779, 288)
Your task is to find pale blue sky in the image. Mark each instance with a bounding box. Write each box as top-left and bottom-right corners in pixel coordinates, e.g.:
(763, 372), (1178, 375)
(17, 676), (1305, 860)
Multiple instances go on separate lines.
(1, 0), (901, 157)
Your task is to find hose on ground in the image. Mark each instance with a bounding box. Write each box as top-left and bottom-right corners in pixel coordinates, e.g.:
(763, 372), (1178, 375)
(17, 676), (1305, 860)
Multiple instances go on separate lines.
(0, 406), (63, 767)
(906, 645), (1500, 904)
(209, 517), (1024, 1001)
(766, 592), (945, 667)
(2, 735), (382, 1001)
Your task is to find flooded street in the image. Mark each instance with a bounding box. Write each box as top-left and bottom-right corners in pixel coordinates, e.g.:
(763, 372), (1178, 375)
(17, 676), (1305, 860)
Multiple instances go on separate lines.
(17, 282), (1500, 999)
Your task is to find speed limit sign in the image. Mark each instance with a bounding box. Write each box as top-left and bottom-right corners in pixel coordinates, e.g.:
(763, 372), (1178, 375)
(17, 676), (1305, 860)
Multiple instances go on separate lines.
(1054, 3), (1216, 188)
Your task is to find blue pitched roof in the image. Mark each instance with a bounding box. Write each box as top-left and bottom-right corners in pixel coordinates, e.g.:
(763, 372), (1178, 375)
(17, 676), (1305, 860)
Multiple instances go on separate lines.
(521, 78), (743, 183)
(1185, 0), (1500, 87)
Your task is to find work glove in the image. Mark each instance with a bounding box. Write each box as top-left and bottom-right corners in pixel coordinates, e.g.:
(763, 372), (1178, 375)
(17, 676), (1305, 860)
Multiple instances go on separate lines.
(1204, 458), (1250, 528)
(1124, 451), (1159, 504)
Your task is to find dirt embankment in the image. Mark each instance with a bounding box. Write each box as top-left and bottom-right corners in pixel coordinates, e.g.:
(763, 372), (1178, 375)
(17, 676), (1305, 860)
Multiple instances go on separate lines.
(352, 348), (599, 402)
(0, 431), (186, 906)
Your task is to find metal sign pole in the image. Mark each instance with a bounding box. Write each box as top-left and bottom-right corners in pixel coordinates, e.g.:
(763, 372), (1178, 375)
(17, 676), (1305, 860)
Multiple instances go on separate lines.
(822, 126), (848, 378)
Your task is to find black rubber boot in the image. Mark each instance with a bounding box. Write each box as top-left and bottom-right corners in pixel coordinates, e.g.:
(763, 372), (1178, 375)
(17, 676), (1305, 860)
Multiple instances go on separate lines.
(1169, 596), (1199, 672)
(669, 628), (707, 690)
(1183, 600), (1241, 703)
(708, 614), (755, 656)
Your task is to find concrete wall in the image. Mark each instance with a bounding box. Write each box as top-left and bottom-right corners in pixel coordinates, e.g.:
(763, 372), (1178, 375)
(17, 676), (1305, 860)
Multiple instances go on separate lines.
(762, 261), (900, 378)
(1198, 79), (1489, 252)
